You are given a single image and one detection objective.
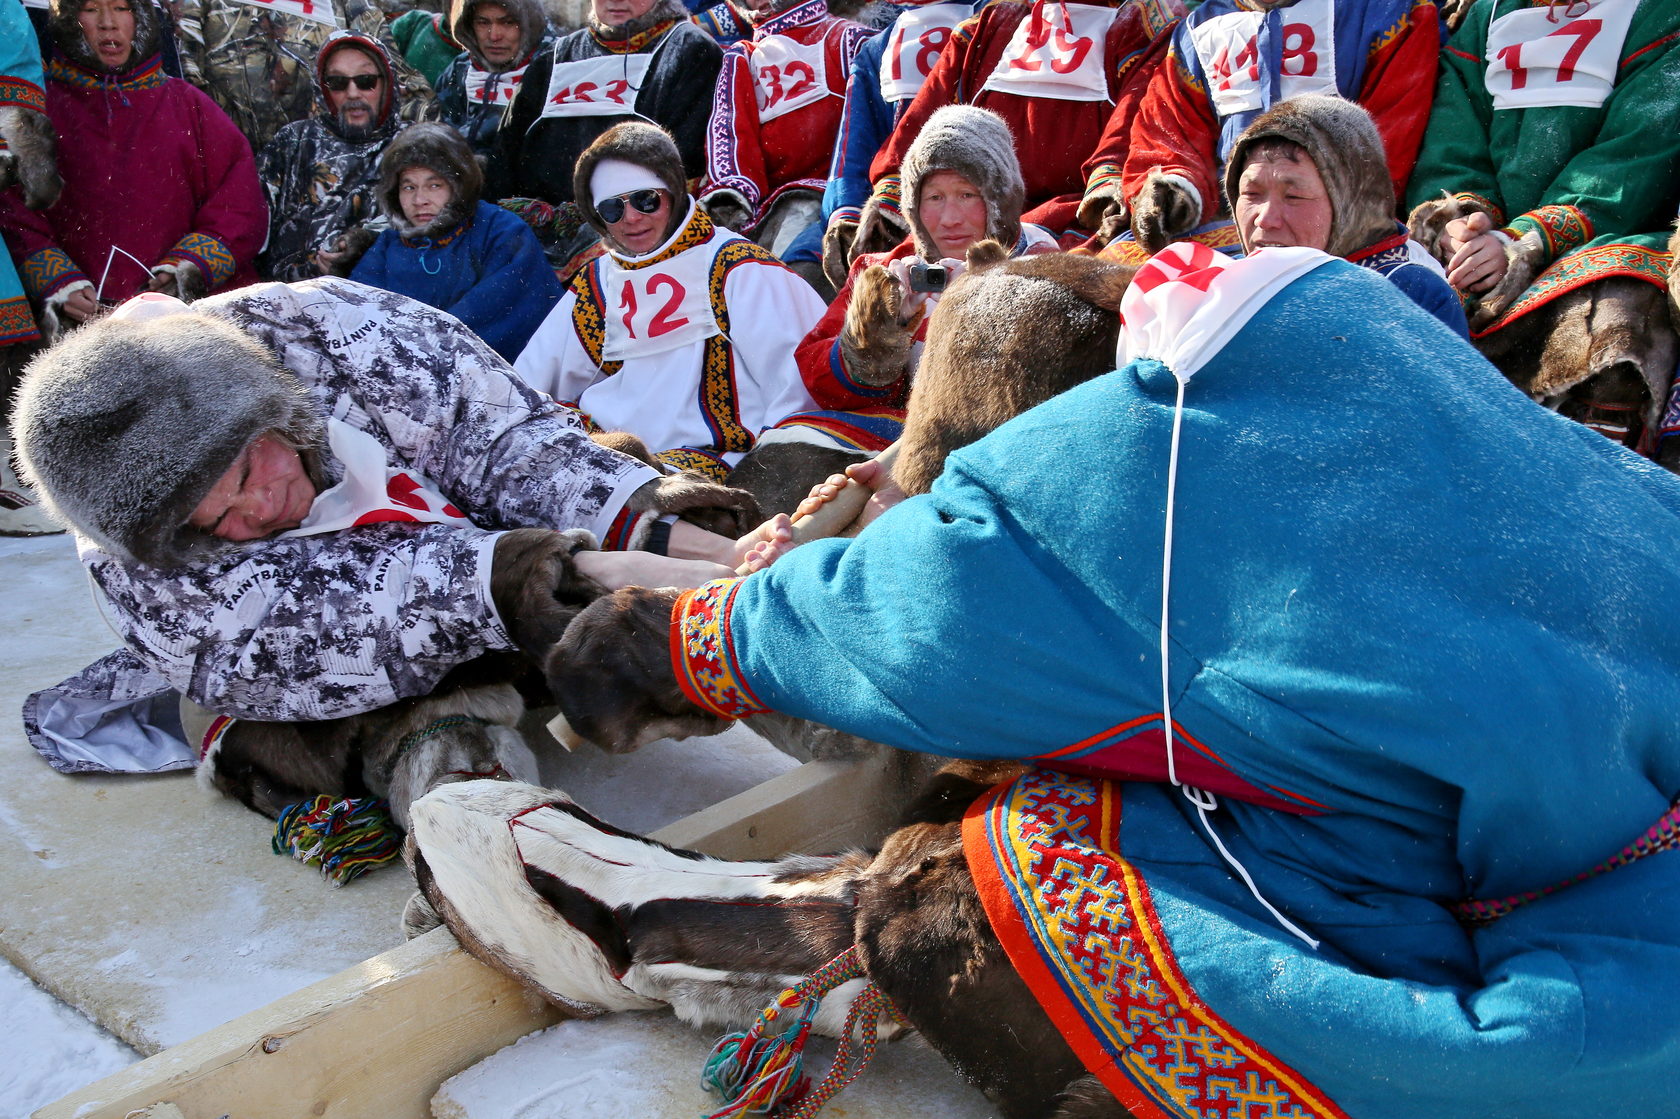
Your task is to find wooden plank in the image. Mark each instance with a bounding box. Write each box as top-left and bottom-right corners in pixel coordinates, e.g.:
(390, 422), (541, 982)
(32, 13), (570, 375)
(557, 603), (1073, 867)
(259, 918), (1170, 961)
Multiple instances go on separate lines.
(36, 754), (908, 1119)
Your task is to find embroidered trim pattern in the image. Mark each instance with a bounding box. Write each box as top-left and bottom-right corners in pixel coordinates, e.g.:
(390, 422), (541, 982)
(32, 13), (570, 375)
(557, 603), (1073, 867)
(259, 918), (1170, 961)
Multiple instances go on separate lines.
(590, 18), (677, 53)
(47, 54), (168, 90)
(670, 578), (768, 719)
(1453, 797), (1680, 926)
(696, 239), (779, 455)
(1508, 204), (1592, 261)
(1085, 162), (1123, 195)
(199, 714), (236, 763)
(164, 231), (237, 287)
(657, 446), (730, 480)
(870, 173), (902, 218)
(569, 263), (624, 376)
(616, 208), (715, 272)
(0, 297), (39, 346)
(19, 246), (83, 300)
(767, 407), (905, 452)
(963, 771), (1350, 1119)
(0, 74), (46, 112)
(1474, 242), (1668, 338)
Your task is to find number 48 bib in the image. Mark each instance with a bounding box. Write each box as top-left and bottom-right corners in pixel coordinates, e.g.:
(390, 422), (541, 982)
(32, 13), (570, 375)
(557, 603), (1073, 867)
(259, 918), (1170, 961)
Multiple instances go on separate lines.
(600, 244), (722, 361)
(1484, 0), (1637, 110)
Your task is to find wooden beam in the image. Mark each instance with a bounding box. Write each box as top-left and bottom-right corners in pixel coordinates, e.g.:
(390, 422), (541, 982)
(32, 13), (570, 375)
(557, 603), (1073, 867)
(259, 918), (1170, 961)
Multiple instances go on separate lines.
(36, 754), (909, 1119)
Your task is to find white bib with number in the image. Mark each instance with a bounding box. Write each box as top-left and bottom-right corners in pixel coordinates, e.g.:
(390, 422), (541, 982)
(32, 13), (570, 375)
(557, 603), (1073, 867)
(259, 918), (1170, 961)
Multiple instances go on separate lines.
(980, 2), (1117, 102)
(879, 4), (969, 103)
(225, 0), (342, 27)
(539, 53), (652, 119)
(465, 60), (532, 107)
(600, 240), (723, 360)
(1190, 0), (1338, 117)
(751, 34), (832, 122)
(1484, 0), (1636, 110)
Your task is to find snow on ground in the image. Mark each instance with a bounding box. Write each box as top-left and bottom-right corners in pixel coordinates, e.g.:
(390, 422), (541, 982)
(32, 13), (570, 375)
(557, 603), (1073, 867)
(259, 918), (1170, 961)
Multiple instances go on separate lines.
(0, 954), (138, 1117)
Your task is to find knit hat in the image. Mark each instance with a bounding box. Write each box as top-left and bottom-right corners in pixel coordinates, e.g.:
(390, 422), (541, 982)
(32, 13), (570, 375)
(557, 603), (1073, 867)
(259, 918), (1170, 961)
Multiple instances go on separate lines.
(454, 0), (548, 71)
(49, 0), (162, 72)
(1222, 94), (1395, 261)
(378, 123), (484, 237)
(572, 123), (689, 244)
(12, 301), (325, 568)
(900, 105), (1026, 261)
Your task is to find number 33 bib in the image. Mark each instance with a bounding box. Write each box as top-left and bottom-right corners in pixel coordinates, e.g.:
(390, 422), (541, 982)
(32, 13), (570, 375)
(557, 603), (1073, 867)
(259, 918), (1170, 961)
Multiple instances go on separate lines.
(600, 245), (722, 361)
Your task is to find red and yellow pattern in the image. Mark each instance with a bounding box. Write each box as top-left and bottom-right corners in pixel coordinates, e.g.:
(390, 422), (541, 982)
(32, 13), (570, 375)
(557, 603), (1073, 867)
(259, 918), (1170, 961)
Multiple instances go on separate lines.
(0, 74), (45, 112)
(1474, 240), (1669, 339)
(962, 770), (1348, 1119)
(671, 577), (769, 719)
(0, 296), (38, 346)
(162, 231), (237, 288)
(1507, 204), (1592, 262)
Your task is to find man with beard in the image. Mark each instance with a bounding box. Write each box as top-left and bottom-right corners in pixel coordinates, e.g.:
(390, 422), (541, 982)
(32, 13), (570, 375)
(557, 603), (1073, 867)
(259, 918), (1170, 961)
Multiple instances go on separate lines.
(257, 32), (408, 282)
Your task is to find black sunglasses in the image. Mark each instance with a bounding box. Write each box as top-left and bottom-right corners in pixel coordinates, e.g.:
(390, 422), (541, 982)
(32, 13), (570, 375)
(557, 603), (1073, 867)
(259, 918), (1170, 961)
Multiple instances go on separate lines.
(596, 189), (665, 224)
(323, 73), (381, 91)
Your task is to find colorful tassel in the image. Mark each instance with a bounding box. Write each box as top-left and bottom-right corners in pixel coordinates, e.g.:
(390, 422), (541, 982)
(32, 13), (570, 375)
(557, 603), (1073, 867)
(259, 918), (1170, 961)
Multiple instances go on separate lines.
(700, 946), (905, 1119)
(272, 796), (402, 886)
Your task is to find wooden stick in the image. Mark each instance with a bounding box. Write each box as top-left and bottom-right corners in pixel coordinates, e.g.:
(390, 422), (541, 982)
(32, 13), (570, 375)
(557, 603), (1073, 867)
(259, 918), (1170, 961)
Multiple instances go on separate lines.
(735, 441), (900, 575)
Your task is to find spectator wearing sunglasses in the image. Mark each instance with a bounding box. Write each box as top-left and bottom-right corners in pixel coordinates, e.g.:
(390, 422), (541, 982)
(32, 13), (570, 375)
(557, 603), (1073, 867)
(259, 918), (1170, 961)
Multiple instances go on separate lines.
(350, 124), (563, 361)
(515, 123), (824, 480)
(257, 32), (410, 282)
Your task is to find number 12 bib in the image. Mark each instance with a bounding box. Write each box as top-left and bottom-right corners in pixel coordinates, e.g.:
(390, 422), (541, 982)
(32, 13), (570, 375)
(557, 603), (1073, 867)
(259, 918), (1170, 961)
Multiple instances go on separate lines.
(980, 2), (1118, 102)
(1484, 0), (1636, 111)
(599, 243), (722, 361)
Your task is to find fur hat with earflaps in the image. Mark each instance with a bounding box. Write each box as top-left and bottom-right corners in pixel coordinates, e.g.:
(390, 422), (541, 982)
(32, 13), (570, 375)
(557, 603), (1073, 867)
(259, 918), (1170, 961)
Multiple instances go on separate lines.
(900, 105), (1026, 262)
(12, 296), (325, 569)
(454, 0), (550, 70)
(378, 123), (484, 238)
(1222, 94), (1396, 261)
(49, 0), (163, 72)
(572, 123), (689, 246)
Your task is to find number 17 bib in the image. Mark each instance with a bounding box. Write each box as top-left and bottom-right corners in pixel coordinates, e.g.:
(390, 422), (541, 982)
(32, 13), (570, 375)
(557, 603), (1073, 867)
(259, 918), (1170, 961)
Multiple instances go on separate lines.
(1484, 0), (1636, 111)
(599, 246), (722, 361)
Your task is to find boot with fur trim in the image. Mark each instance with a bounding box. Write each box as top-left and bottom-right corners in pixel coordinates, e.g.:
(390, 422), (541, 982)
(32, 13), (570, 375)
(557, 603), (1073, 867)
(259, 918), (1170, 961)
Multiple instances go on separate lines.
(0, 105), (61, 211)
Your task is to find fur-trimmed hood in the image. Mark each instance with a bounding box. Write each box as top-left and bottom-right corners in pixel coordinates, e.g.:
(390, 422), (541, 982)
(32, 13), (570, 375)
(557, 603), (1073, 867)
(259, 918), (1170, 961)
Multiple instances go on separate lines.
(13, 305), (325, 569)
(901, 105), (1026, 261)
(314, 31), (401, 137)
(572, 122), (689, 244)
(378, 123), (484, 237)
(1223, 93), (1394, 260)
(584, 0), (689, 40)
(454, 0), (550, 71)
(48, 0), (163, 72)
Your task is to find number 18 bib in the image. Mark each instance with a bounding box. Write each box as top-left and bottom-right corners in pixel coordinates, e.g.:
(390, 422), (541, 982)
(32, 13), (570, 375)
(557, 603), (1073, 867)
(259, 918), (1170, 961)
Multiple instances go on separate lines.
(599, 243), (722, 361)
(880, 3), (969, 103)
(1484, 0), (1637, 111)
(980, 2), (1118, 102)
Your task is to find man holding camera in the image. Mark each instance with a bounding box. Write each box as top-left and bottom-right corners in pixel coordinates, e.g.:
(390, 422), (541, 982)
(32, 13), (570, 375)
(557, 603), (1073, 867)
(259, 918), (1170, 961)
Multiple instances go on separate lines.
(794, 106), (1058, 414)
(513, 123), (824, 482)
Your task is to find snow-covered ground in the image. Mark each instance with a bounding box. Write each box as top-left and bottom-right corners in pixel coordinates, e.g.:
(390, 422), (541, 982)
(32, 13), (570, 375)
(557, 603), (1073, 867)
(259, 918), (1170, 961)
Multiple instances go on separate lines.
(0, 955), (137, 1117)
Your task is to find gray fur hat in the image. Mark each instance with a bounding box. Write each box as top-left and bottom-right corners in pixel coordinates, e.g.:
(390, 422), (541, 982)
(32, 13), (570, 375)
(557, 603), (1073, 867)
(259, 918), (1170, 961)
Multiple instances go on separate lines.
(12, 308), (325, 568)
(1223, 94), (1395, 260)
(572, 123), (689, 244)
(901, 105), (1026, 261)
(50, 0), (163, 72)
(454, 0), (549, 71)
(378, 123), (484, 236)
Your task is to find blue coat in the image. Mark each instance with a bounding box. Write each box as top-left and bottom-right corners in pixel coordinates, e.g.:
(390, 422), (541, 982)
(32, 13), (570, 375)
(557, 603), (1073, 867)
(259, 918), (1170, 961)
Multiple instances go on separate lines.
(677, 257), (1680, 1116)
(351, 200), (562, 360)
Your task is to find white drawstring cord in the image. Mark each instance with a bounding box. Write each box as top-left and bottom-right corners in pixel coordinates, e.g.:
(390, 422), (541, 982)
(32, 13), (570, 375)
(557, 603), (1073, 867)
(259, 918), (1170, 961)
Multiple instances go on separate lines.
(1159, 372), (1320, 950)
(96, 244), (155, 305)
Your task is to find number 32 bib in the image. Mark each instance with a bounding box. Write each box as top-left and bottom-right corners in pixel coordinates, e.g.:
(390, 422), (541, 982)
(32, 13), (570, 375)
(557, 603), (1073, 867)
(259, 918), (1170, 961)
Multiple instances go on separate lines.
(599, 242), (723, 361)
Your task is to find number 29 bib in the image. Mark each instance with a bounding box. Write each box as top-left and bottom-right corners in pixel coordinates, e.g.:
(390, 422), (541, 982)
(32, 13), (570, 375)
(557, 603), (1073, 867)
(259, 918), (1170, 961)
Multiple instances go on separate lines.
(980, 2), (1118, 102)
(599, 241), (723, 361)
(540, 54), (653, 119)
(1483, 0), (1636, 111)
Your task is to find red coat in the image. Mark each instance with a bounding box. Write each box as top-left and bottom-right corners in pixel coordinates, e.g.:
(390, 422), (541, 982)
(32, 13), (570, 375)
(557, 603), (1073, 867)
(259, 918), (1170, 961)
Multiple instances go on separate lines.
(866, 0), (1184, 224)
(0, 54), (266, 304)
(702, 0), (872, 224)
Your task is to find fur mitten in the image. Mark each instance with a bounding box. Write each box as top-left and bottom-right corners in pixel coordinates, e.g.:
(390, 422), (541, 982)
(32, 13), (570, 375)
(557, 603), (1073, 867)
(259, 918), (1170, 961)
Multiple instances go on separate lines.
(1075, 179), (1126, 235)
(838, 264), (913, 388)
(821, 213), (860, 290)
(320, 225), (380, 277)
(0, 106), (61, 211)
(1130, 171), (1200, 254)
(1406, 191), (1480, 265)
(148, 260), (210, 303)
(701, 188), (754, 234)
(1467, 230), (1546, 333)
(623, 472), (761, 538)
(854, 195), (911, 260)
(490, 527), (605, 660)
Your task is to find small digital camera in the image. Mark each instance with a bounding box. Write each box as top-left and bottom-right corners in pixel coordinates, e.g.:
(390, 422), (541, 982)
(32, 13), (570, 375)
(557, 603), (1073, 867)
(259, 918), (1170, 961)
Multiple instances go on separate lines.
(907, 262), (949, 294)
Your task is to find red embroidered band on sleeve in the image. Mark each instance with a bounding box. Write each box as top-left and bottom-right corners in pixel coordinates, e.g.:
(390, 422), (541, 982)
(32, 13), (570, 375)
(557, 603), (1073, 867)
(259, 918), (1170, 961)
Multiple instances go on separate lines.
(670, 577), (770, 719)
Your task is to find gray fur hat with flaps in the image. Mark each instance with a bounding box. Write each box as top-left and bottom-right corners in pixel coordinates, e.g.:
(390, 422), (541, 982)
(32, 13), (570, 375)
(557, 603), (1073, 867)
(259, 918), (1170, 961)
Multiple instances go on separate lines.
(50, 0), (162, 71)
(1223, 94), (1395, 260)
(455, 0), (548, 70)
(379, 123), (484, 237)
(901, 105), (1026, 261)
(12, 306), (324, 569)
(573, 123), (689, 244)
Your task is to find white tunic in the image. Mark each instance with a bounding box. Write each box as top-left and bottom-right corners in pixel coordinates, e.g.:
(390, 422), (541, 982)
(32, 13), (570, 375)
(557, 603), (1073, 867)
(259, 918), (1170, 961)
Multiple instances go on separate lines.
(516, 203), (823, 470)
